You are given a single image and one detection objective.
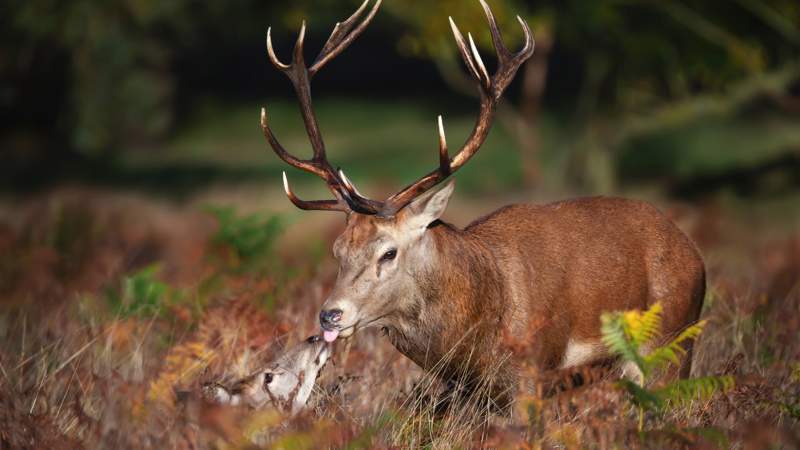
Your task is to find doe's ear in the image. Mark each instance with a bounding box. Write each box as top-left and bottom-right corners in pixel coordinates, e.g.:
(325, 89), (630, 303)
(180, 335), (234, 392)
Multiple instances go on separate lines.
(399, 179), (455, 230)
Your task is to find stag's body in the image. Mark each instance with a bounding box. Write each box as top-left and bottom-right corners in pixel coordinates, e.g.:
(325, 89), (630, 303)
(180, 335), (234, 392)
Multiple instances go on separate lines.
(362, 197), (704, 403)
(259, 0), (705, 409)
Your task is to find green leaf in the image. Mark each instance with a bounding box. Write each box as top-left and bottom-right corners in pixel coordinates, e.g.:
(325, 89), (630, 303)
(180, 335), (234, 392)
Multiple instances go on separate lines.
(110, 263), (173, 318)
(654, 375), (735, 408)
(644, 320), (706, 370)
(205, 206), (284, 272)
(601, 311), (646, 374)
(633, 302), (663, 347)
(618, 379), (663, 411)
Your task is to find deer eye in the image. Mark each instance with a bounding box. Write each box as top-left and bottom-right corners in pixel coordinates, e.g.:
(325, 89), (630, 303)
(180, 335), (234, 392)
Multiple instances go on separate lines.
(263, 372), (274, 389)
(379, 249), (397, 262)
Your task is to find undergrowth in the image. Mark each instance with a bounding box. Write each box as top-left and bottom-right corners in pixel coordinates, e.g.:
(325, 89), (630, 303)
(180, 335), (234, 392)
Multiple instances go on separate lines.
(105, 264), (177, 318)
(0, 191), (797, 449)
(601, 302), (735, 434)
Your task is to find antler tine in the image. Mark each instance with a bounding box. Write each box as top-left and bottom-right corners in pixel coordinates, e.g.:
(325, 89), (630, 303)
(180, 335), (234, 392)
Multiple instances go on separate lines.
(478, 0), (511, 60)
(261, 107), (326, 179)
(310, 0), (382, 77)
(266, 21), (308, 73)
(448, 17), (482, 85)
(437, 115), (451, 175)
(478, 0), (534, 61)
(380, 0), (535, 216)
(468, 32), (491, 88)
(293, 21), (307, 66)
(266, 28), (290, 70)
(338, 169), (370, 199)
(282, 172), (350, 212)
(485, 13), (534, 100)
(515, 16), (535, 60)
(452, 0), (535, 99)
(481, 3), (535, 100)
(318, 0), (370, 57)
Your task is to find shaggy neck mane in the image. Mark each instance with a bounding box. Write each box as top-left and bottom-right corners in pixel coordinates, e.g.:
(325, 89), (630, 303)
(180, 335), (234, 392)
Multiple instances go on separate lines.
(387, 220), (512, 381)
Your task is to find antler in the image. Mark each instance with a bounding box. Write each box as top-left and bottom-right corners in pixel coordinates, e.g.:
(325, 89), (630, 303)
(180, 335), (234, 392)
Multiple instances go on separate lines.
(261, 0), (383, 214)
(262, 0), (533, 217)
(379, 0), (534, 216)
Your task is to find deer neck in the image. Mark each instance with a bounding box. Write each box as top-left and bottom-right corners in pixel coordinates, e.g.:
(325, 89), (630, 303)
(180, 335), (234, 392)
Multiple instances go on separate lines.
(385, 221), (511, 378)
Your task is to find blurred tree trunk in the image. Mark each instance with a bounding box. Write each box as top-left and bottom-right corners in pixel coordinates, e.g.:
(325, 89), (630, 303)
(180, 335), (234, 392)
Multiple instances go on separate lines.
(506, 32), (552, 187)
(564, 54), (612, 193)
(432, 32), (553, 188)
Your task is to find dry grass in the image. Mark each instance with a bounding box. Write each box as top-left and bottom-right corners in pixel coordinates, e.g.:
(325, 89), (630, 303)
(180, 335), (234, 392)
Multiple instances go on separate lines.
(0, 187), (798, 449)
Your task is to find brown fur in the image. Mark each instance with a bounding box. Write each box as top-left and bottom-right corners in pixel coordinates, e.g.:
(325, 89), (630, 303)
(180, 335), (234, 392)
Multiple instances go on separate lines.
(325, 195), (705, 409)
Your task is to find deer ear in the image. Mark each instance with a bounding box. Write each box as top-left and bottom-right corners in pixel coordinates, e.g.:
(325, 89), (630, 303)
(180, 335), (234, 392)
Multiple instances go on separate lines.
(400, 179), (455, 229)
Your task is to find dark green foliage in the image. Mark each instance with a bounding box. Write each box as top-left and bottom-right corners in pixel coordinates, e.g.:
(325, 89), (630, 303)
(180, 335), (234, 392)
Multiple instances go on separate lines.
(106, 263), (172, 318)
(618, 379), (663, 412)
(7, 1), (189, 154)
(205, 206), (284, 272)
(654, 376), (735, 408)
(639, 425), (730, 448)
(6, 0), (798, 155)
(3, 0), (279, 157)
(618, 376), (735, 412)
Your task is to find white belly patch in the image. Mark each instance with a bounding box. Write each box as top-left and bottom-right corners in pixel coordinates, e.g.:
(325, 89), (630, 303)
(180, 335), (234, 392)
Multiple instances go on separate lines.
(560, 339), (605, 369)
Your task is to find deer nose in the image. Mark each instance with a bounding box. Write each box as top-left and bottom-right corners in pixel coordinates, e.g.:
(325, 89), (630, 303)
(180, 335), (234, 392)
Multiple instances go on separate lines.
(319, 309), (343, 330)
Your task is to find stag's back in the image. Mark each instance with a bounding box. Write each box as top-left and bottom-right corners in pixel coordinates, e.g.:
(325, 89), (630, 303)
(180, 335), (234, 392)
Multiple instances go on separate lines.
(465, 196), (705, 371)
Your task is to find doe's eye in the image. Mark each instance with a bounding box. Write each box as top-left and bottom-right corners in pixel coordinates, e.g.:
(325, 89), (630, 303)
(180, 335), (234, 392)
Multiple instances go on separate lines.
(379, 249), (397, 262)
(263, 372), (274, 388)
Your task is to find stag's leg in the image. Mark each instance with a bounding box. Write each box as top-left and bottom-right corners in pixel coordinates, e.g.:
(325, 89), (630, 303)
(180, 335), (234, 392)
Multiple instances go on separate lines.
(647, 272), (704, 382)
(678, 268), (706, 380)
(679, 340), (694, 378)
(619, 352), (646, 385)
(661, 338), (695, 381)
(644, 214), (706, 381)
(619, 361), (644, 384)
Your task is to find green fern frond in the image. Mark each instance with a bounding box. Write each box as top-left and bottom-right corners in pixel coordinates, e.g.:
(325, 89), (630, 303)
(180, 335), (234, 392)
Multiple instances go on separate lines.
(643, 346), (681, 369)
(601, 303), (665, 373)
(628, 302), (663, 348)
(601, 313), (645, 373)
(654, 375), (735, 408)
(669, 320), (707, 348)
(644, 320), (706, 369)
(618, 379), (663, 411)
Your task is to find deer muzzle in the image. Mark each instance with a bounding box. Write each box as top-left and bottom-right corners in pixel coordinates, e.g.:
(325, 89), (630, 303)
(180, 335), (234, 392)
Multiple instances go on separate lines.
(319, 300), (362, 342)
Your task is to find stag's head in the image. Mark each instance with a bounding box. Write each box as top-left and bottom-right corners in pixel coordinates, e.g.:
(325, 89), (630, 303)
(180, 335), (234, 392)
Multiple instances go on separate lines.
(260, 0), (534, 342)
(321, 181), (457, 340)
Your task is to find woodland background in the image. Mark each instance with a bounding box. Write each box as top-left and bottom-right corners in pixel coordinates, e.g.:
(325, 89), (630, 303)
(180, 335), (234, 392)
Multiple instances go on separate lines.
(1, 0), (799, 448)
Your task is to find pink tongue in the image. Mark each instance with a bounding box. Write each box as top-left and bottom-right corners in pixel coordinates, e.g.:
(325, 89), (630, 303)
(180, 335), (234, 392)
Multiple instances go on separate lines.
(323, 329), (340, 343)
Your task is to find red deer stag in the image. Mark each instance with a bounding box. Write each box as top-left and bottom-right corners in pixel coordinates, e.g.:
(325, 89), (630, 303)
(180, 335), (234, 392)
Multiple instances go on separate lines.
(260, 0), (705, 408)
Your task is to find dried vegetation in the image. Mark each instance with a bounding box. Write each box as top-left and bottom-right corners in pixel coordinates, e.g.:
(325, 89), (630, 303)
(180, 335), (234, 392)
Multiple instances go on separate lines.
(0, 188), (798, 449)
